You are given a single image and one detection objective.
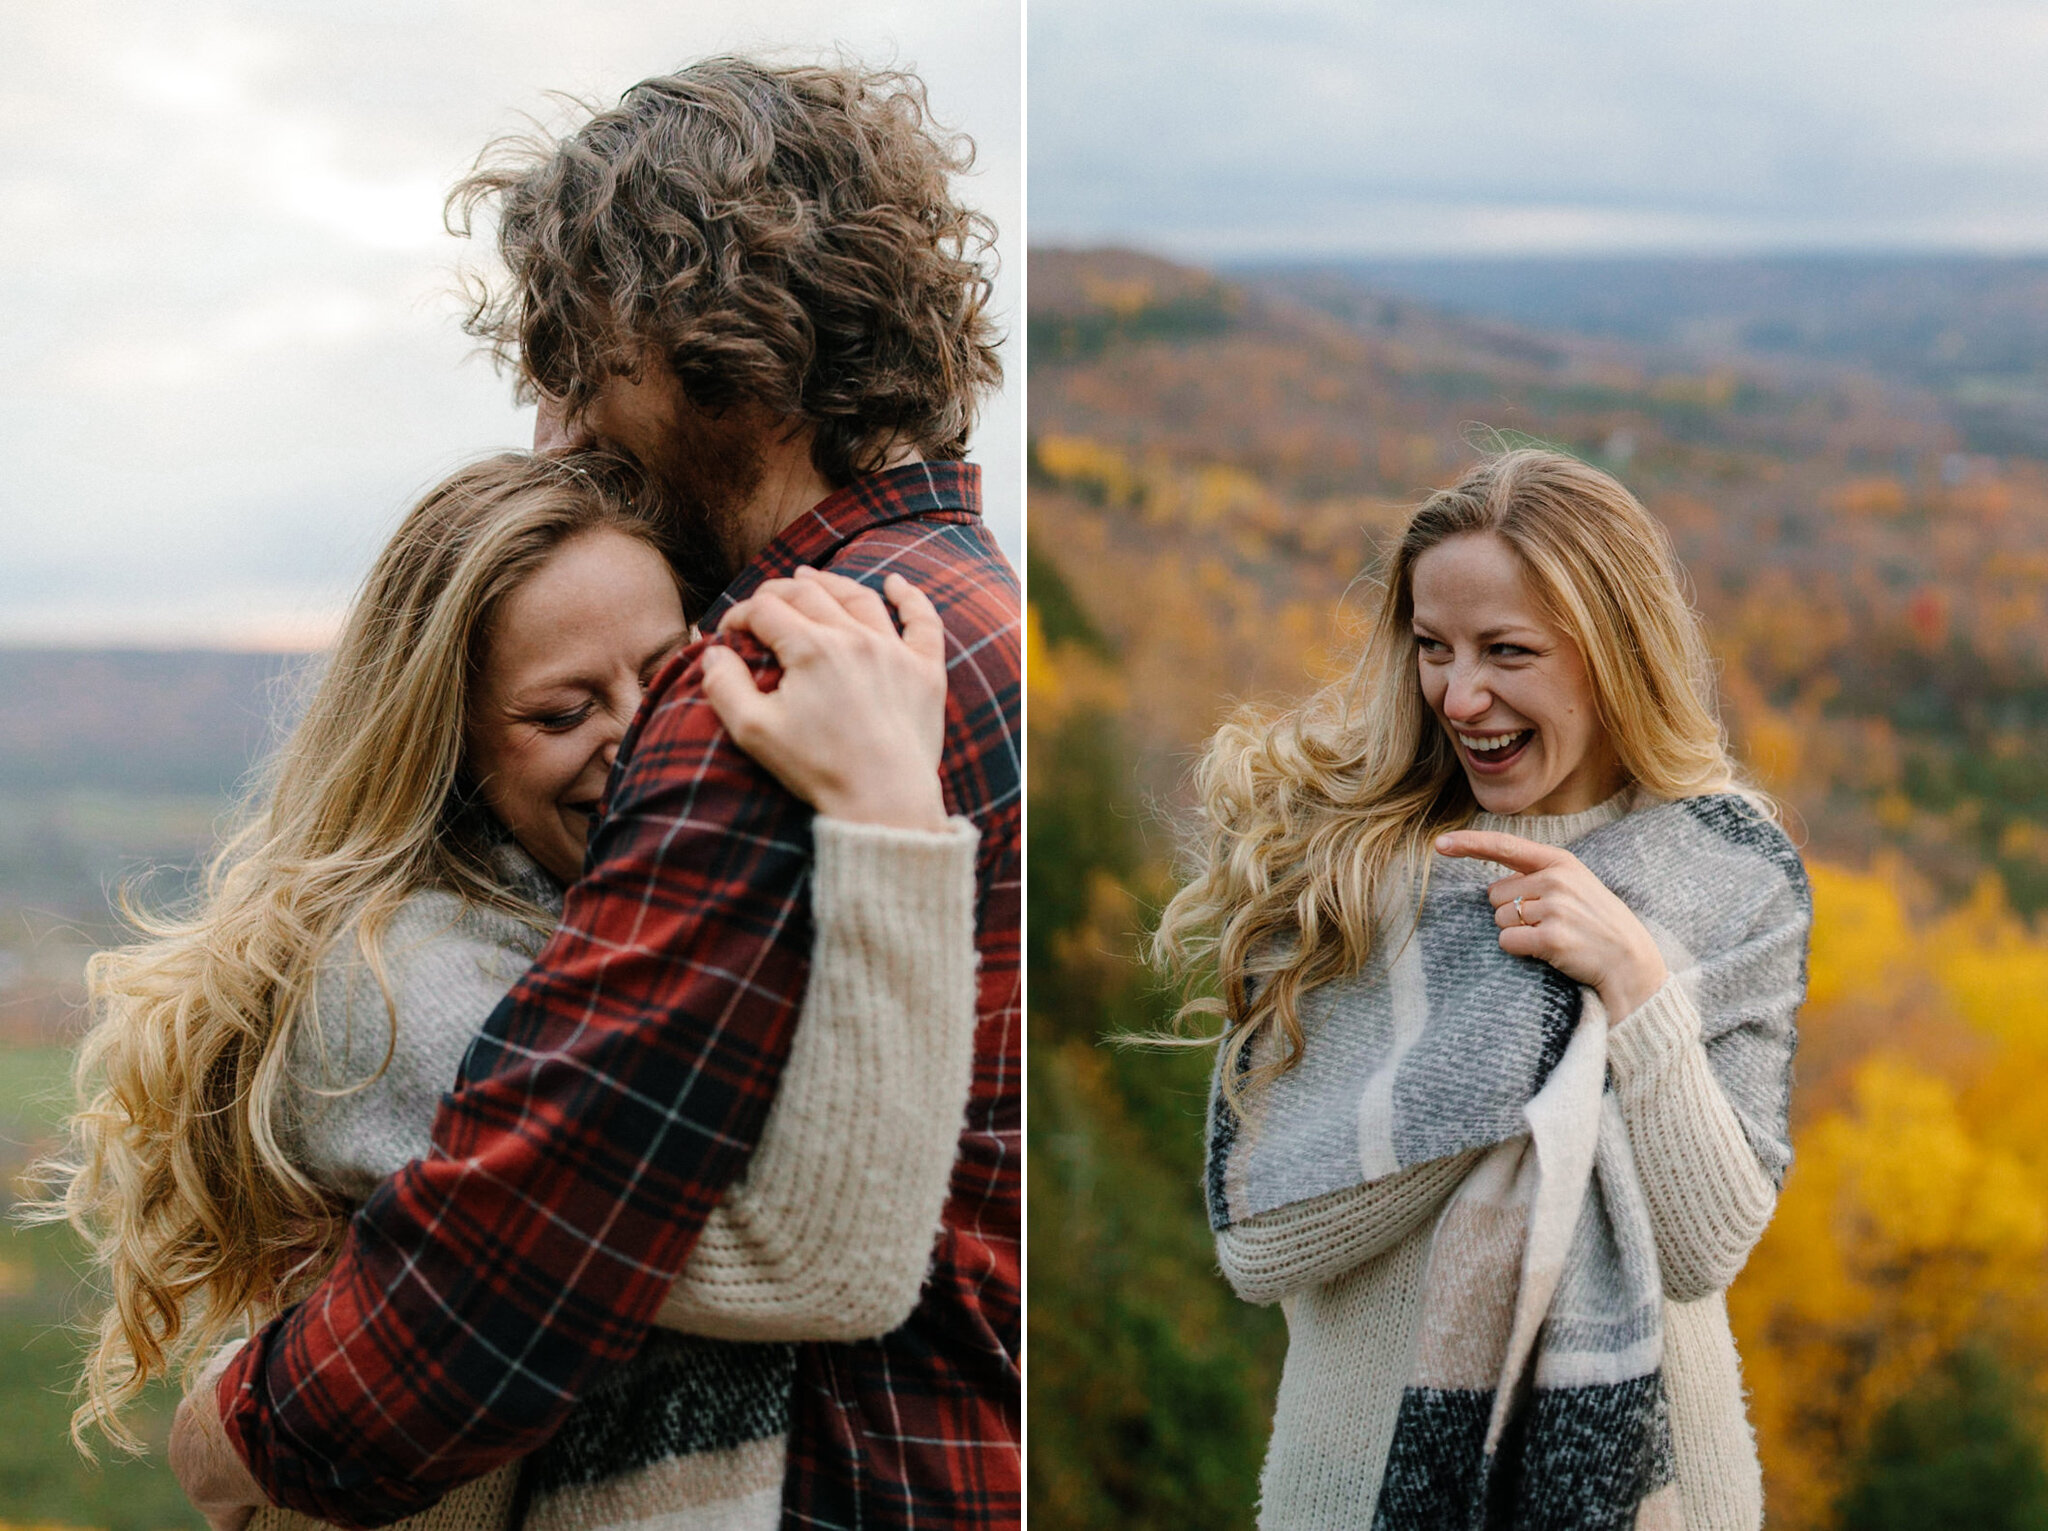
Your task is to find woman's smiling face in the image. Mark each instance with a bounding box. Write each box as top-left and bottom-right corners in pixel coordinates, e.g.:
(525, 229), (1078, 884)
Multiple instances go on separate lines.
(466, 528), (689, 883)
(1410, 530), (1624, 818)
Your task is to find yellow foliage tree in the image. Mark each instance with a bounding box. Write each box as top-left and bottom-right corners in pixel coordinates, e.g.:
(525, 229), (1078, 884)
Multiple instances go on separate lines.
(1026, 605), (1125, 733)
(1732, 865), (2048, 1528)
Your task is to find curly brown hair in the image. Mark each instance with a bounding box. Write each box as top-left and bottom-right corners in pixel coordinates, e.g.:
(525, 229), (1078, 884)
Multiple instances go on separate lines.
(450, 57), (1003, 488)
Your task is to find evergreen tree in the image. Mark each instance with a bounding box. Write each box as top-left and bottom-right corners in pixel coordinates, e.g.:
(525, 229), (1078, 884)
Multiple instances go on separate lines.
(1026, 553), (1285, 1529)
(1837, 1346), (2048, 1531)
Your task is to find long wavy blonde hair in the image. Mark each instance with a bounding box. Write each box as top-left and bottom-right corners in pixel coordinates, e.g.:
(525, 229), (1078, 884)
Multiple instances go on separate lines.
(32, 450), (670, 1451)
(1153, 449), (1748, 1095)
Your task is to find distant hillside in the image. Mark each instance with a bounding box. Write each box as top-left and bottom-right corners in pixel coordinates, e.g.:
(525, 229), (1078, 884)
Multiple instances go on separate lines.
(0, 648), (308, 795)
(0, 649), (304, 959)
(1027, 245), (2048, 907)
(1029, 247), (1245, 361)
(1243, 255), (2048, 456)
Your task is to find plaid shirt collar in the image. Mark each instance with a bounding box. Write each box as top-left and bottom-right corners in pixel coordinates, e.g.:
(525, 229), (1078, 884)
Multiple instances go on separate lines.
(706, 459), (983, 621)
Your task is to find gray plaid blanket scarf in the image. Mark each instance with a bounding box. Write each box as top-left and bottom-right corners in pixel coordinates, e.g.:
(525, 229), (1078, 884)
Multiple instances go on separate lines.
(1206, 794), (1806, 1531)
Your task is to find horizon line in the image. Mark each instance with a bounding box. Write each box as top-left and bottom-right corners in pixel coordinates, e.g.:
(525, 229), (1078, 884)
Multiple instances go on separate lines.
(1028, 239), (2048, 264)
(0, 638), (331, 655)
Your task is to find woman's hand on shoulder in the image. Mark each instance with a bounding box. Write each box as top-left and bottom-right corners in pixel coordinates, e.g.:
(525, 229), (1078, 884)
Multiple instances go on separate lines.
(1434, 829), (1669, 1022)
(701, 567), (950, 832)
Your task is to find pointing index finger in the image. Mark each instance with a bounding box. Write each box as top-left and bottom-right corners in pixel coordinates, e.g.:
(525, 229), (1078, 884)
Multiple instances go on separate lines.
(1433, 830), (1568, 873)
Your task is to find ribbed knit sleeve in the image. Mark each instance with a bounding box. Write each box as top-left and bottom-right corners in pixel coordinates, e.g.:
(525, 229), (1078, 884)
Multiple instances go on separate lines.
(1215, 1150), (1480, 1305)
(654, 815), (981, 1342)
(1608, 977), (1779, 1302)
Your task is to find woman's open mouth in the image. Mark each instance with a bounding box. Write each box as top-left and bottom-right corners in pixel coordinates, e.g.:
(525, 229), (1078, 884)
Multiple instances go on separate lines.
(1455, 728), (1533, 774)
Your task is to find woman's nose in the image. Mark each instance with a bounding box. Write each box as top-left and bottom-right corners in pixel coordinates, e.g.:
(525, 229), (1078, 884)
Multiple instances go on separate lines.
(596, 681), (644, 772)
(1442, 665), (1491, 721)
(598, 710), (631, 772)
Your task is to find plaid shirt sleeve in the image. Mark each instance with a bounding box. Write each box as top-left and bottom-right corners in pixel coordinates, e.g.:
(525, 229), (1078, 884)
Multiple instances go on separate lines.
(218, 631), (817, 1527)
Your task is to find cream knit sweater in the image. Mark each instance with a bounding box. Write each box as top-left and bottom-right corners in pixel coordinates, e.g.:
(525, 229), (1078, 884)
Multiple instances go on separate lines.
(1216, 793), (1777, 1531)
(247, 815), (980, 1531)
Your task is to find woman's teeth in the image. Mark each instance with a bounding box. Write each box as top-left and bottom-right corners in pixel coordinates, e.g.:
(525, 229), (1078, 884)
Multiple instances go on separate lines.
(1458, 730), (1530, 756)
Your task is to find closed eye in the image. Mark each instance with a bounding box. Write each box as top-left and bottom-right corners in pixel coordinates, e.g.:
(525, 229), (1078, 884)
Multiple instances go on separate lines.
(530, 701), (596, 731)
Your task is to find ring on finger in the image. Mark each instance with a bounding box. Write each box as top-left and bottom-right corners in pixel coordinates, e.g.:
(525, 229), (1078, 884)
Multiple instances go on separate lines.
(1513, 894), (1533, 926)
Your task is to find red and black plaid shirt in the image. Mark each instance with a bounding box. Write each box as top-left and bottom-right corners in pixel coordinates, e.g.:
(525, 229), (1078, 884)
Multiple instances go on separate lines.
(221, 461), (1020, 1530)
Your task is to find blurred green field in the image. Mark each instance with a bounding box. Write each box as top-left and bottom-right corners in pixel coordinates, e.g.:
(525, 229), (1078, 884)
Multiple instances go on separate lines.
(0, 651), (291, 1531)
(0, 1043), (205, 1531)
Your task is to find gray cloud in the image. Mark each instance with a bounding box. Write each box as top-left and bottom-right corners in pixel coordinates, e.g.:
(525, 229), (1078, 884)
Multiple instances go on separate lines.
(1031, 0), (2048, 255)
(1, 0), (1019, 645)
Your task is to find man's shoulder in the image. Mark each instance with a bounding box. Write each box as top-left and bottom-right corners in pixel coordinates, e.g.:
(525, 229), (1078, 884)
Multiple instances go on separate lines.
(821, 517), (1019, 618)
(825, 522), (1019, 697)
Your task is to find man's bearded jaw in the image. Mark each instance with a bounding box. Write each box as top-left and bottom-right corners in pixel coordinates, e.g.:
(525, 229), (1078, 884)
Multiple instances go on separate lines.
(644, 403), (767, 620)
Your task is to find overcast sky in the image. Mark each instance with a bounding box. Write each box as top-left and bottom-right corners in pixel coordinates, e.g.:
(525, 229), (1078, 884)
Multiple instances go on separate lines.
(1, 0), (1019, 647)
(1032, 0), (2048, 259)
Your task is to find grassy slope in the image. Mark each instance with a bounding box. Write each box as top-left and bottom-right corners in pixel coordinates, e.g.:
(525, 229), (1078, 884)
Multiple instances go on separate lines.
(0, 1045), (204, 1530)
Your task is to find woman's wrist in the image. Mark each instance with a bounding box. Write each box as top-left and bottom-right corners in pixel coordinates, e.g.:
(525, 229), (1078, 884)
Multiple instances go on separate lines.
(1597, 940), (1670, 1026)
(814, 777), (949, 833)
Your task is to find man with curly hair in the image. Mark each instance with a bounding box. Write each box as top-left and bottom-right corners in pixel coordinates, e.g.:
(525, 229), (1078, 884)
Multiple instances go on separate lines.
(173, 58), (1019, 1531)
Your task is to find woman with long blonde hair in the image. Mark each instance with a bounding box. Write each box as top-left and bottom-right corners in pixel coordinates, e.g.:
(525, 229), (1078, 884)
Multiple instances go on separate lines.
(1156, 449), (1809, 1530)
(43, 450), (979, 1531)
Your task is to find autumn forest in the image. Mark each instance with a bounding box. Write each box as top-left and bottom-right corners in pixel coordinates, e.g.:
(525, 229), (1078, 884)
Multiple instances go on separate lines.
(1027, 248), (2048, 1529)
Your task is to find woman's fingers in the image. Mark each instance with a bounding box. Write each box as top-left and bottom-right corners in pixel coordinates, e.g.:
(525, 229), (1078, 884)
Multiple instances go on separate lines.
(1435, 830), (1571, 873)
(723, 568), (944, 659)
(696, 568), (949, 832)
(1472, 847), (1669, 1017)
(720, 573), (948, 703)
(719, 589), (823, 659)
(717, 578), (834, 638)
(883, 572), (947, 666)
(770, 570), (877, 630)
(1483, 869), (1543, 906)
(793, 565), (899, 635)
(764, 576), (854, 629)
(699, 643), (772, 746)
(734, 571), (884, 634)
